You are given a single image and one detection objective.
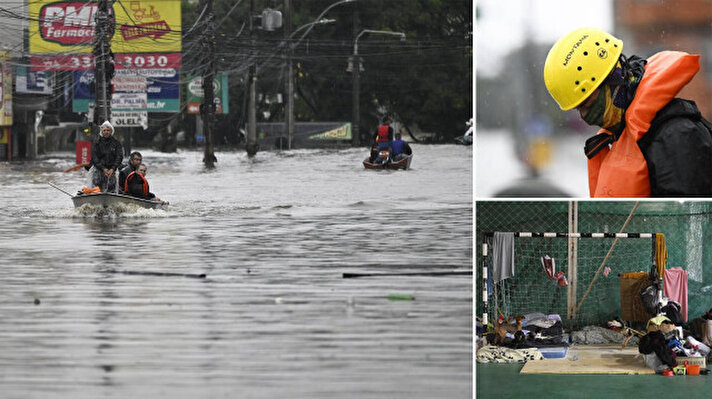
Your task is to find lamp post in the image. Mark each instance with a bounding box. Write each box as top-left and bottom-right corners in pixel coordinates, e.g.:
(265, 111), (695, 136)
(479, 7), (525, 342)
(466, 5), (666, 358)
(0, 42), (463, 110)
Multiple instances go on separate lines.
(283, 0), (355, 150)
(284, 18), (336, 150)
(351, 29), (405, 146)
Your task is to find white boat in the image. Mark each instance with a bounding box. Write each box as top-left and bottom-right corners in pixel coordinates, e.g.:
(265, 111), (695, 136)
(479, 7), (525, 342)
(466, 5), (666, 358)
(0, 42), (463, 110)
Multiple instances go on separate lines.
(49, 182), (168, 209)
(72, 192), (168, 209)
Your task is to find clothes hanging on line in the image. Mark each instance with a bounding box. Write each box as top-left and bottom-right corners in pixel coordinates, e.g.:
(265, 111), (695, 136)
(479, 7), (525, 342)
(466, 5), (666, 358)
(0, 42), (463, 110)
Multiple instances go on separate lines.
(492, 232), (514, 282)
(664, 267), (688, 322)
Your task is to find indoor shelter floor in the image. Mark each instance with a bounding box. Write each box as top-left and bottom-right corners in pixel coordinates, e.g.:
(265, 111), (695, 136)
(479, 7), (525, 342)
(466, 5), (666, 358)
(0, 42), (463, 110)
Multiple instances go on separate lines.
(476, 344), (710, 399)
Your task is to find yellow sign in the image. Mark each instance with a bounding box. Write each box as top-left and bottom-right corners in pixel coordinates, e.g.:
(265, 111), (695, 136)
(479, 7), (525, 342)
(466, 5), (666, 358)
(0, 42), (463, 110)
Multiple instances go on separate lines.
(29, 0), (181, 54)
(0, 51), (12, 126)
(308, 124), (352, 140)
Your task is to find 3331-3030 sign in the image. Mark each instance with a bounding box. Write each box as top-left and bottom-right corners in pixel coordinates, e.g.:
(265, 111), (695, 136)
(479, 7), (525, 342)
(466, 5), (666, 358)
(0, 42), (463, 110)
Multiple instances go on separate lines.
(29, 53), (181, 71)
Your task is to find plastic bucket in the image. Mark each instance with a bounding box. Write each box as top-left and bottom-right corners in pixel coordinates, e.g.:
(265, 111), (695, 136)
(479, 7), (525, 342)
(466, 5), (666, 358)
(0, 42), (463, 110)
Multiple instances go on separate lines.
(686, 363), (700, 376)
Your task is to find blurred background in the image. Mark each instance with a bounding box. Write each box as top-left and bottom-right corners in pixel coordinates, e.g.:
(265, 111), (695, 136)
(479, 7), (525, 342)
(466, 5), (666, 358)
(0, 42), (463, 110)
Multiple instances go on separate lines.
(475, 0), (712, 197)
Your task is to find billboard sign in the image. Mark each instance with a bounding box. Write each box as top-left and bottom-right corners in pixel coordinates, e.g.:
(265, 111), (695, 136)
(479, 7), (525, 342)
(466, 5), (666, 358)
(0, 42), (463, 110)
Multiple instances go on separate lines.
(307, 123), (352, 141)
(111, 111), (148, 129)
(31, 53), (182, 71)
(0, 52), (12, 126)
(73, 68), (179, 112)
(111, 92), (148, 110)
(15, 66), (54, 94)
(29, 0), (181, 70)
(186, 74), (229, 114)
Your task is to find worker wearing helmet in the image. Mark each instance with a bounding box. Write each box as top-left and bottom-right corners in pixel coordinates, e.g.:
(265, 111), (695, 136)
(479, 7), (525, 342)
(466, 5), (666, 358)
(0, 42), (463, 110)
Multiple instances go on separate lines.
(544, 27), (712, 197)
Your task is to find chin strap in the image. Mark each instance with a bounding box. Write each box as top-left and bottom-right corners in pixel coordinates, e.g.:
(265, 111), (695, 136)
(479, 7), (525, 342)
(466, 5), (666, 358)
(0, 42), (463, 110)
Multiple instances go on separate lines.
(584, 130), (619, 159)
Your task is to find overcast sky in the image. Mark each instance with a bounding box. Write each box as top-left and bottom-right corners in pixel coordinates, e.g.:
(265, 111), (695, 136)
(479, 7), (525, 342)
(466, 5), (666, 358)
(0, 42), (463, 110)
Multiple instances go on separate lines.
(476, 0), (613, 76)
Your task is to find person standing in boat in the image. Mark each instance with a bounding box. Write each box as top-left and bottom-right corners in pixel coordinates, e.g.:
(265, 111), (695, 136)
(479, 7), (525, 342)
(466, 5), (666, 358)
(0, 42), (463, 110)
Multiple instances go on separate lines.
(86, 121), (123, 192)
(373, 116), (394, 149)
(391, 132), (412, 161)
(370, 116), (394, 164)
(118, 151), (142, 193)
(124, 163), (163, 203)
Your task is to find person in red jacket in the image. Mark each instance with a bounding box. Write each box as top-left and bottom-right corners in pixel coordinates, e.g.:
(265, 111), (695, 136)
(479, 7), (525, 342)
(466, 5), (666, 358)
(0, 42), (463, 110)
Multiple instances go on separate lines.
(370, 116), (394, 164)
(124, 164), (164, 203)
(544, 27), (712, 197)
(373, 116), (394, 149)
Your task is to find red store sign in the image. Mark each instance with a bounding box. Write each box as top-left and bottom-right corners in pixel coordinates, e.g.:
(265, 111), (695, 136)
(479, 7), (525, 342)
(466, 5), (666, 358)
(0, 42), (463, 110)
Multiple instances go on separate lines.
(30, 53), (182, 71)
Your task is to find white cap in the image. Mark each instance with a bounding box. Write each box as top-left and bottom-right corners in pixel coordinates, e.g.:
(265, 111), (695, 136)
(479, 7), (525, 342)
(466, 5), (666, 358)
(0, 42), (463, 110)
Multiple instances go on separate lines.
(100, 120), (114, 136)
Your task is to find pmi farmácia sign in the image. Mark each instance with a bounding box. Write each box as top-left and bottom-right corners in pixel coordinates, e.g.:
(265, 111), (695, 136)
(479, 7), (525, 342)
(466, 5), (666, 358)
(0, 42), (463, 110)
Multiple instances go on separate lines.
(37, 2), (99, 46)
(29, 0), (181, 71)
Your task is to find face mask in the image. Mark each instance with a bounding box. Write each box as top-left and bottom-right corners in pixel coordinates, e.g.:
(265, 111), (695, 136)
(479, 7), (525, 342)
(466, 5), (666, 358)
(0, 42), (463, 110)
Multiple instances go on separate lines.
(581, 88), (606, 127)
(580, 66), (628, 137)
(582, 84), (625, 125)
(583, 56), (646, 159)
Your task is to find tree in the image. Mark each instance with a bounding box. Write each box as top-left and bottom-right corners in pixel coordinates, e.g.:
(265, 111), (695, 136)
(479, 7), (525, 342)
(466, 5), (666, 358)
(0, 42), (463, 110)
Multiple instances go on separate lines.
(181, 0), (473, 144)
(292, 0), (473, 141)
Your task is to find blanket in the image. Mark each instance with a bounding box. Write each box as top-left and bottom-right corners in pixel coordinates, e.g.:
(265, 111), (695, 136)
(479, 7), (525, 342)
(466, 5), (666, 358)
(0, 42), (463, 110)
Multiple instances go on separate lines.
(476, 345), (544, 363)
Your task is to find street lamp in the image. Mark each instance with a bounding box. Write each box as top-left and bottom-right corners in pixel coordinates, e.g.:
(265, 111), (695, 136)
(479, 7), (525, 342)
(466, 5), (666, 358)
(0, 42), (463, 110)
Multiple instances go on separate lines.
(296, 0), (356, 45)
(282, 18), (335, 150)
(292, 19), (336, 42)
(283, 0), (356, 150)
(351, 29), (406, 146)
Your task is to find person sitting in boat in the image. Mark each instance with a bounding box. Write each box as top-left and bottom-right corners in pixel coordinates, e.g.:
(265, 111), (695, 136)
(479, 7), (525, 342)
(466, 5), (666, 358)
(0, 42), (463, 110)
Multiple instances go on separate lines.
(124, 163), (163, 203)
(368, 144), (380, 163)
(391, 132), (412, 161)
(118, 151), (142, 193)
(85, 121), (123, 192)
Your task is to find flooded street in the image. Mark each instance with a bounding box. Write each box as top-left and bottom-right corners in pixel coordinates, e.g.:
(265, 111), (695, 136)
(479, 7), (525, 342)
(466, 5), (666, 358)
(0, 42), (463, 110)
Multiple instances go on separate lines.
(0, 144), (472, 398)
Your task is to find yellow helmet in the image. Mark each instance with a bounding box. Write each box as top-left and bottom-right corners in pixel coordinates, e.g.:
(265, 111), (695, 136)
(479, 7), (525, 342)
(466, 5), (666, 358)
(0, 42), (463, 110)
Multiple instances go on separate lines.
(544, 27), (623, 110)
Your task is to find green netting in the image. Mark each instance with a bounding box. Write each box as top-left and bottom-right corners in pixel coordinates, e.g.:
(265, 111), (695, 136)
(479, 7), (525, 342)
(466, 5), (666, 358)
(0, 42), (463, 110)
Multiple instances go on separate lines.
(484, 234), (653, 329)
(476, 201), (712, 329)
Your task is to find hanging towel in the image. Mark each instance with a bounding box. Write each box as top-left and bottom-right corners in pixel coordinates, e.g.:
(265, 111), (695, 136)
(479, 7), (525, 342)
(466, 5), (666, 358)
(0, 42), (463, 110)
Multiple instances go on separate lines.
(492, 232), (514, 282)
(655, 233), (668, 279)
(664, 267), (688, 322)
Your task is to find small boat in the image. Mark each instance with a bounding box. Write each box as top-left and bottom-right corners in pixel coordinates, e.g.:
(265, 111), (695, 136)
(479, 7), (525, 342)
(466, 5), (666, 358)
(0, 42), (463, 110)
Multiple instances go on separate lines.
(49, 182), (167, 209)
(363, 154), (413, 170)
(72, 192), (168, 209)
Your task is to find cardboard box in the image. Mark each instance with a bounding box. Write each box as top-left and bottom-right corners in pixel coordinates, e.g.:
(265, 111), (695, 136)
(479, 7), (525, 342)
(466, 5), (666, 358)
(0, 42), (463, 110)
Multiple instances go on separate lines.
(677, 356), (706, 368)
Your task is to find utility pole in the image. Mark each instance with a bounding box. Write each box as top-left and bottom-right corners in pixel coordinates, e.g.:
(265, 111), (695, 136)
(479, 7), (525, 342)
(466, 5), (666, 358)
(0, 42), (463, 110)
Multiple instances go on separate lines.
(200, 0), (216, 168)
(93, 0), (112, 125)
(351, 9), (360, 147)
(284, 0), (293, 150)
(352, 28), (405, 147)
(246, 0), (259, 156)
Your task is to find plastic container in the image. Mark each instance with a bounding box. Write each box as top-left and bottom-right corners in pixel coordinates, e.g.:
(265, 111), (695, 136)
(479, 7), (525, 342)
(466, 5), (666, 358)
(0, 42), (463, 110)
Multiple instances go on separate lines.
(539, 346), (568, 359)
(685, 362), (701, 376)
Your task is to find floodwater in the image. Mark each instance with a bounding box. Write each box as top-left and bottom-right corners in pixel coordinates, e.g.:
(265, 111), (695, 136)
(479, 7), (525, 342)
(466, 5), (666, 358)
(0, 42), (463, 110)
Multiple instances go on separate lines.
(0, 144), (473, 398)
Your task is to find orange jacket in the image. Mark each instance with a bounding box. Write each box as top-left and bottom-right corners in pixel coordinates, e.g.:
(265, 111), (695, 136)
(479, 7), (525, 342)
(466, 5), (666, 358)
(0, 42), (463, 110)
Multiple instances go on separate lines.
(587, 51), (700, 197)
(124, 171), (149, 196)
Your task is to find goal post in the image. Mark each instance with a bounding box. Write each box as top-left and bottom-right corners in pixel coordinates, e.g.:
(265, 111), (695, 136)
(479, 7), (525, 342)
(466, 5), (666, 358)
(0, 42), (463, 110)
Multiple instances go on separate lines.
(481, 231), (657, 329)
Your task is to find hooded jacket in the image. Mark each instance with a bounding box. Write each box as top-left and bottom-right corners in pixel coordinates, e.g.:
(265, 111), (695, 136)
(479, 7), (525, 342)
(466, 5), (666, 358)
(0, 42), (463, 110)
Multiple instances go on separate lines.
(587, 51), (712, 197)
(89, 121), (123, 172)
